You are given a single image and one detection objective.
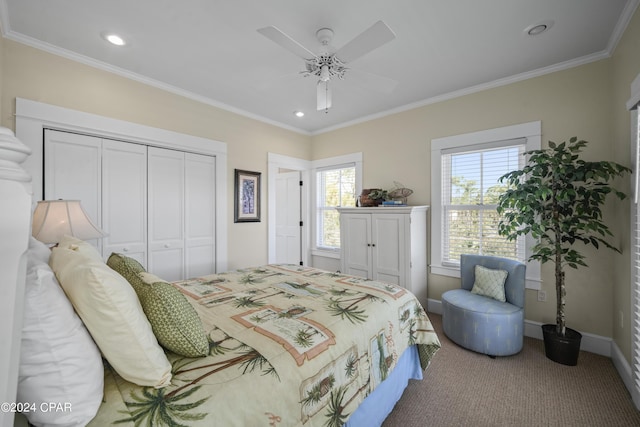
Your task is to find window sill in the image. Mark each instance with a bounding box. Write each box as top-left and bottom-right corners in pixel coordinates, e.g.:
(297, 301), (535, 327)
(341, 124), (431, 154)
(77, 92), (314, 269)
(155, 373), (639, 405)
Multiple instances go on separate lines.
(311, 248), (341, 260)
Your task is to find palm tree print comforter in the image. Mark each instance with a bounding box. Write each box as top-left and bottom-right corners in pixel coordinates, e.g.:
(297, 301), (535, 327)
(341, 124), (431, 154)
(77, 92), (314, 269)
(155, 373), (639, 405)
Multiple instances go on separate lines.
(89, 265), (441, 427)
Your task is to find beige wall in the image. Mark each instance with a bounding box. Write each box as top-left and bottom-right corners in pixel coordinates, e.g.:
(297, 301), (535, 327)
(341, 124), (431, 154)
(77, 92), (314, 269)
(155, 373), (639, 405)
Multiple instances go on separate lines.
(312, 56), (620, 338)
(0, 39), (312, 270)
(611, 9), (640, 362)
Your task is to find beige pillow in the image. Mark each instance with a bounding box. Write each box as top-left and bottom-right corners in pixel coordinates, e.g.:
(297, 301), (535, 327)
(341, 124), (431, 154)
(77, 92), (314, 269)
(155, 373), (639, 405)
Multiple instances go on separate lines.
(49, 247), (172, 388)
(57, 234), (104, 263)
(470, 265), (508, 302)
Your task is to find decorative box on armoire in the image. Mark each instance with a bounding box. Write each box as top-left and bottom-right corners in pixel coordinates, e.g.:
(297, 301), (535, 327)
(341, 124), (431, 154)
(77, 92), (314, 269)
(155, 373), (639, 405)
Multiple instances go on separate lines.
(336, 206), (428, 307)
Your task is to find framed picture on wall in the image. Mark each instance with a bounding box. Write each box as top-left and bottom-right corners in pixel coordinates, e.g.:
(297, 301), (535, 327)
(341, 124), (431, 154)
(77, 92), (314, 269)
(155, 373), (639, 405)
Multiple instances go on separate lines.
(234, 169), (261, 222)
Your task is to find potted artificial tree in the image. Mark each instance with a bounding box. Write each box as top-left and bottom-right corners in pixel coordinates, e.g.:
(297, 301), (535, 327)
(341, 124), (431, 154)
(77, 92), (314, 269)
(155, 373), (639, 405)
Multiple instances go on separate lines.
(496, 137), (630, 365)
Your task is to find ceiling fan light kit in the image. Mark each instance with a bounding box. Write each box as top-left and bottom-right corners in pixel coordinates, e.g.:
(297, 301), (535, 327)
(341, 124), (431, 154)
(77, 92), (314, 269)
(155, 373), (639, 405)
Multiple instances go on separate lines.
(258, 20), (397, 113)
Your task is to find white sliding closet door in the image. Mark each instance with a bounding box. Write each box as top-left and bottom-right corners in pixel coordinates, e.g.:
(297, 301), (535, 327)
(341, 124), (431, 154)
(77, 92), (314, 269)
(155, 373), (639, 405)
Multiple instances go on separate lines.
(185, 153), (216, 278)
(44, 130), (217, 278)
(44, 130), (102, 250)
(102, 140), (147, 265)
(148, 147), (185, 281)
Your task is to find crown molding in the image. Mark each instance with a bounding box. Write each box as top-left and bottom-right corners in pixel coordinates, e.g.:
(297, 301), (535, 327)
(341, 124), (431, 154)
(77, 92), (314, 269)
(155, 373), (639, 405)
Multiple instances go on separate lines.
(0, 24), (311, 137)
(312, 50), (610, 135)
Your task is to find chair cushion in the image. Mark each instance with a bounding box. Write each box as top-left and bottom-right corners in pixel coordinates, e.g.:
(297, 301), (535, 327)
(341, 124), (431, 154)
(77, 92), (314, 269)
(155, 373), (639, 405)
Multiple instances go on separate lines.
(443, 289), (520, 315)
(470, 265), (508, 302)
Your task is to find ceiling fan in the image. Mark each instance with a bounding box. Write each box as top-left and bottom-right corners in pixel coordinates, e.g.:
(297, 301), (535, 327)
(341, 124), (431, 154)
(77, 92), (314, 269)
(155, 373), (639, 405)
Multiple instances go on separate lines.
(258, 21), (397, 113)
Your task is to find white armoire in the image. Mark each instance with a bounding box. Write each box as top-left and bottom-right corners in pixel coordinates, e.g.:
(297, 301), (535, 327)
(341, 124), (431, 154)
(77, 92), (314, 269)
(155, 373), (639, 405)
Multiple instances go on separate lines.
(337, 206), (428, 305)
(44, 129), (216, 281)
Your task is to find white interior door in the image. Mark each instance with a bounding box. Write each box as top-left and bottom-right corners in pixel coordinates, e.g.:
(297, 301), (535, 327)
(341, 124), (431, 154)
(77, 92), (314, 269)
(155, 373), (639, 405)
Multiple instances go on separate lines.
(275, 170), (301, 264)
(148, 147), (185, 281)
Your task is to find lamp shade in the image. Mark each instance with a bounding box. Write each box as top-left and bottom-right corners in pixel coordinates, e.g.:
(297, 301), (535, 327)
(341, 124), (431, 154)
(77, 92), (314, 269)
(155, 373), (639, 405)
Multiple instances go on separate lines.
(32, 200), (105, 244)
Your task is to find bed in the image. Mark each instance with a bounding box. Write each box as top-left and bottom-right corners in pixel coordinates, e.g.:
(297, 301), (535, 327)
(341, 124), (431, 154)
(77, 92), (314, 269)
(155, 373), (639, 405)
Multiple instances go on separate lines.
(1, 126), (440, 427)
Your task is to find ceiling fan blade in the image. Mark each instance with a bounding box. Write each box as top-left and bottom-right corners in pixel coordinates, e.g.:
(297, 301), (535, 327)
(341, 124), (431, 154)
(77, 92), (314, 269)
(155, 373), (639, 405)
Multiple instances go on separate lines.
(347, 68), (398, 94)
(257, 26), (316, 60)
(317, 81), (332, 111)
(335, 20), (396, 63)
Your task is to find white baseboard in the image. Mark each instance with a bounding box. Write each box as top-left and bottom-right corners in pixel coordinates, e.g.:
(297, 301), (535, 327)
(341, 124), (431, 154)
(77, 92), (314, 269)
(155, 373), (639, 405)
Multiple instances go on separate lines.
(611, 340), (634, 400)
(427, 298), (443, 315)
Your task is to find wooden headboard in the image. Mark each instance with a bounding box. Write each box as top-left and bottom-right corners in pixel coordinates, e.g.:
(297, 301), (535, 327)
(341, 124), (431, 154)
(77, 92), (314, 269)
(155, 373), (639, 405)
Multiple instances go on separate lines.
(0, 126), (32, 427)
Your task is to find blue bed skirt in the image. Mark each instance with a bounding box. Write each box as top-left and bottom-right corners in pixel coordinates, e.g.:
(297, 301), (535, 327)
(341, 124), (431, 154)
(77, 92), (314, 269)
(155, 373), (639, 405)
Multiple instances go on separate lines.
(345, 345), (422, 427)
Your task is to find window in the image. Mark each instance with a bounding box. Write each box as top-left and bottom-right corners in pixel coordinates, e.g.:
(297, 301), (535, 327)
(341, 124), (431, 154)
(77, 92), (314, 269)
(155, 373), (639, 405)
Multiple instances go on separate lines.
(632, 106), (640, 409)
(316, 166), (356, 249)
(431, 122), (541, 288)
(628, 73), (640, 408)
(312, 153), (362, 255)
(441, 144), (526, 264)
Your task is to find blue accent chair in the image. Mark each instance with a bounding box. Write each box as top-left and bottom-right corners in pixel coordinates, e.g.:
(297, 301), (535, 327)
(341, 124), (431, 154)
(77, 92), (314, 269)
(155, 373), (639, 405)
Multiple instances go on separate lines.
(441, 254), (526, 356)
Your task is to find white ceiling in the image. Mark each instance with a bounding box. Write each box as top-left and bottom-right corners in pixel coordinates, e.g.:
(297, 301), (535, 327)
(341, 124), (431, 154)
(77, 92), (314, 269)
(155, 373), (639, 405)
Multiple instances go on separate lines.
(0, 0), (637, 135)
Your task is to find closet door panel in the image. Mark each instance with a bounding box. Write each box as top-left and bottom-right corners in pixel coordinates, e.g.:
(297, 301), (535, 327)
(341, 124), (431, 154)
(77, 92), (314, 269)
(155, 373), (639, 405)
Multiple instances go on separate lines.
(185, 153), (216, 278)
(44, 130), (102, 251)
(148, 147), (185, 281)
(102, 140), (147, 266)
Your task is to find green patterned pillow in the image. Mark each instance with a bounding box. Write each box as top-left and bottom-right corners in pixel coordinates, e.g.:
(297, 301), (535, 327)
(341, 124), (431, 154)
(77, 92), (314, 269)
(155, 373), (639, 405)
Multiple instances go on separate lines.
(470, 265), (508, 302)
(107, 253), (209, 357)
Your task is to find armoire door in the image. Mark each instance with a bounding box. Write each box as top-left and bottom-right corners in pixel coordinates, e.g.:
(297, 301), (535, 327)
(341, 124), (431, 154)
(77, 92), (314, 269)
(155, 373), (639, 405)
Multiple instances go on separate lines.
(184, 153), (216, 278)
(102, 140), (147, 265)
(148, 147), (185, 281)
(340, 213), (372, 279)
(371, 214), (405, 285)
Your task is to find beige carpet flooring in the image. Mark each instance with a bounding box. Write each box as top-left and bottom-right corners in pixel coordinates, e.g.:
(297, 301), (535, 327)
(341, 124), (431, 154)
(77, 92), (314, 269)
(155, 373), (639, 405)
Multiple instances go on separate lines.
(382, 313), (640, 427)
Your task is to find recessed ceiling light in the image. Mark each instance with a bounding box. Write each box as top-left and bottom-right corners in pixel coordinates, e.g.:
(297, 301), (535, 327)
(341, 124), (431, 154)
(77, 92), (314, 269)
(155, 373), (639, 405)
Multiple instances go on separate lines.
(102, 33), (126, 46)
(294, 111), (304, 118)
(524, 20), (554, 36)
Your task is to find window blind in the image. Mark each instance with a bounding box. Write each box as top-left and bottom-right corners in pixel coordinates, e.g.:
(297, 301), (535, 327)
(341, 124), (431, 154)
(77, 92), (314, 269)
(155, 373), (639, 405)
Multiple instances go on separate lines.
(441, 141), (526, 265)
(631, 106), (640, 405)
(316, 166), (355, 249)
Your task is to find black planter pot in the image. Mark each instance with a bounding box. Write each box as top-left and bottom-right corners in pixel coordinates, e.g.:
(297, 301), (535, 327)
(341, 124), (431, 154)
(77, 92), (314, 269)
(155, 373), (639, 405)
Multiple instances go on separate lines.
(541, 324), (582, 366)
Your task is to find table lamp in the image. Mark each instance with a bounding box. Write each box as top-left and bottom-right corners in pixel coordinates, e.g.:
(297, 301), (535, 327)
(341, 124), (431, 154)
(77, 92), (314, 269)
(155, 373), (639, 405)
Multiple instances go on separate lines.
(32, 200), (105, 244)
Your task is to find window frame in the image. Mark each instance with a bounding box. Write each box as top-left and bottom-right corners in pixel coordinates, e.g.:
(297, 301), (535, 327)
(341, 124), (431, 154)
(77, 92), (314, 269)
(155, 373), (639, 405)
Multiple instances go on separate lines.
(311, 153), (362, 258)
(627, 72), (640, 410)
(430, 121), (542, 289)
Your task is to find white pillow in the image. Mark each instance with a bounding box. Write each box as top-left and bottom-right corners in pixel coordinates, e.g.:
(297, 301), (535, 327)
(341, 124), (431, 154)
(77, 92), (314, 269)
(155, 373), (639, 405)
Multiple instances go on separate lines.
(27, 236), (52, 264)
(18, 244), (103, 426)
(49, 247), (172, 388)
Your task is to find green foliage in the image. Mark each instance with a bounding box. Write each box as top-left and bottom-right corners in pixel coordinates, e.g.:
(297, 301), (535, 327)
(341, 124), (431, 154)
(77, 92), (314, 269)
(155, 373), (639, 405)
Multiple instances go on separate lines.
(496, 137), (630, 335)
(367, 189), (388, 200)
(447, 175), (516, 260)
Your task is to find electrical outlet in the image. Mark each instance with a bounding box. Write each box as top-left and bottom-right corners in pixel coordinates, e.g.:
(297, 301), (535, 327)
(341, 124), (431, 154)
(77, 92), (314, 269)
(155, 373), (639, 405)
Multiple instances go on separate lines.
(537, 290), (547, 302)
